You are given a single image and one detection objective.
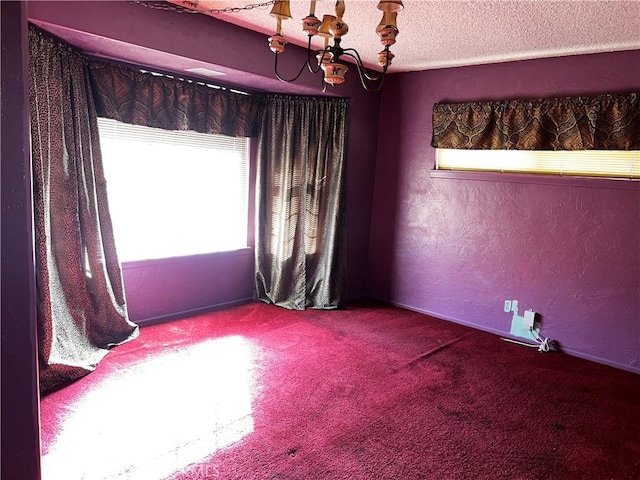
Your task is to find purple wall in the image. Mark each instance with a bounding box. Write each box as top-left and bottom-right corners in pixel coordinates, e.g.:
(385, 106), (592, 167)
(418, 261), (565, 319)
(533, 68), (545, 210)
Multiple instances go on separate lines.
(122, 250), (255, 323)
(28, 1), (381, 320)
(368, 51), (640, 373)
(1, 2), (41, 479)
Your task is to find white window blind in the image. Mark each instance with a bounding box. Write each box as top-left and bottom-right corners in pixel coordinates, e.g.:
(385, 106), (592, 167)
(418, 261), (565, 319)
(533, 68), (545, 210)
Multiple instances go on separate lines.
(436, 149), (639, 179)
(98, 118), (249, 262)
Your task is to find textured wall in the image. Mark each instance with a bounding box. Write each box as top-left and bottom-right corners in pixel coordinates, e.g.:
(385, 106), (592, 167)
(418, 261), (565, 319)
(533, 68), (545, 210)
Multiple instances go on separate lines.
(368, 51), (640, 373)
(28, 1), (380, 319)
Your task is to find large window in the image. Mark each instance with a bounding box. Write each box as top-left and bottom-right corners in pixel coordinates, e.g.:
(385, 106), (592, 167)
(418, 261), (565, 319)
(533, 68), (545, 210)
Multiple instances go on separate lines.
(436, 149), (639, 179)
(98, 118), (249, 262)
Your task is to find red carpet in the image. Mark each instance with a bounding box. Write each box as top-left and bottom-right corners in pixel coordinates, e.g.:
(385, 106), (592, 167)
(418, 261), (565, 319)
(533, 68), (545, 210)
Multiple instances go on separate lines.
(40, 301), (640, 479)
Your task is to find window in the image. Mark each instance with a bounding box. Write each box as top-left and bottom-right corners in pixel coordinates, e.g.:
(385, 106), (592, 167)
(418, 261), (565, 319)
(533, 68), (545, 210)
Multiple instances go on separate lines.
(98, 118), (249, 262)
(436, 149), (639, 179)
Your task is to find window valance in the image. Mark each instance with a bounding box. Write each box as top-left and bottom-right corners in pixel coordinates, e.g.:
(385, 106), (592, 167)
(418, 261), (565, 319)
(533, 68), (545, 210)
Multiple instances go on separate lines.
(432, 93), (640, 151)
(88, 60), (263, 138)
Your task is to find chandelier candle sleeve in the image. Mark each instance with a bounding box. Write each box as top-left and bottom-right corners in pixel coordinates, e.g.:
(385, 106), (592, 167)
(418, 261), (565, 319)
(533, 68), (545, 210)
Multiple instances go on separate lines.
(268, 0), (403, 91)
(322, 63), (349, 85)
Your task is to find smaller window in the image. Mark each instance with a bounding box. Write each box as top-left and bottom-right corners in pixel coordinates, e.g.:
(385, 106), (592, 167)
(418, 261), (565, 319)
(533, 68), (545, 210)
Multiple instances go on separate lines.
(436, 149), (639, 179)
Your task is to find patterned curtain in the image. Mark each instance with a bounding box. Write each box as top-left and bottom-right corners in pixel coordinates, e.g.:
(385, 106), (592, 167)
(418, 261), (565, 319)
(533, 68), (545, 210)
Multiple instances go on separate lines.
(29, 27), (139, 393)
(255, 95), (349, 310)
(88, 60), (262, 137)
(432, 93), (640, 150)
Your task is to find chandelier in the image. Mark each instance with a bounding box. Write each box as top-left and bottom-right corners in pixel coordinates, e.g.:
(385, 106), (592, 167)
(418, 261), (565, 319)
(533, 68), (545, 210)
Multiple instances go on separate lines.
(267, 0), (403, 91)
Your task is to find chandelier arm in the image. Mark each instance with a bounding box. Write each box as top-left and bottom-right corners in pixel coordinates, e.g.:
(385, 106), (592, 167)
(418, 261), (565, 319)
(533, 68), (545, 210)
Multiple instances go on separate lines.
(305, 36), (325, 74)
(369, 73), (385, 92)
(343, 53), (382, 84)
(309, 44), (336, 74)
(308, 59), (323, 74)
(307, 47), (327, 75)
(338, 53), (385, 92)
(341, 52), (385, 92)
(274, 37), (326, 82)
(342, 48), (389, 82)
(274, 51), (312, 83)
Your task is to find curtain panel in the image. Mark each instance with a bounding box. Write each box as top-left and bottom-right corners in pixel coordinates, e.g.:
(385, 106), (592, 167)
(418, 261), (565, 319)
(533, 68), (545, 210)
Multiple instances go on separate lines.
(29, 27), (139, 393)
(255, 95), (349, 310)
(432, 93), (640, 150)
(88, 60), (262, 137)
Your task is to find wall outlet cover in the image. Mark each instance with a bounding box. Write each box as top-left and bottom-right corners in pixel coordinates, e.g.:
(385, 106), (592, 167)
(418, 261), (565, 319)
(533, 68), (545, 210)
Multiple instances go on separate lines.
(504, 300), (512, 312)
(509, 315), (539, 340)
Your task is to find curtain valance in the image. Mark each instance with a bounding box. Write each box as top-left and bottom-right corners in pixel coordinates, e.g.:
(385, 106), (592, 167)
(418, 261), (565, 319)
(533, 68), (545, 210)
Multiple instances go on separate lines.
(88, 61), (262, 137)
(432, 93), (640, 151)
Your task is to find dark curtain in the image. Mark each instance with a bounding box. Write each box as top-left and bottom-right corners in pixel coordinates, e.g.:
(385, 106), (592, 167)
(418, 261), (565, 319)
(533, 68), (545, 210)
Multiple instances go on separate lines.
(432, 93), (640, 150)
(255, 95), (349, 310)
(88, 60), (262, 137)
(29, 27), (139, 393)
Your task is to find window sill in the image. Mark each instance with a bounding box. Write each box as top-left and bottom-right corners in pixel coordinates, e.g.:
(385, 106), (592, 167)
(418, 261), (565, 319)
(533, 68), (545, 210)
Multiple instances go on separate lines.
(121, 247), (253, 269)
(430, 170), (639, 190)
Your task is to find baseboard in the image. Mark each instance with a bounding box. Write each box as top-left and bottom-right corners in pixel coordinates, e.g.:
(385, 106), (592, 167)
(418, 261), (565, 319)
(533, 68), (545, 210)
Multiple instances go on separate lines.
(133, 297), (255, 327)
(388, 299), (511, 337)
(368, 296), (640, 376)
(345, 293), (370, 304)
(557, 346), (640, 375)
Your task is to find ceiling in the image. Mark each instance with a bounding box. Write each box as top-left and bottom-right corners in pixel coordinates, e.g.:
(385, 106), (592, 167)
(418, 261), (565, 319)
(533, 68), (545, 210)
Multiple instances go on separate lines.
(167, 0), (640, 72)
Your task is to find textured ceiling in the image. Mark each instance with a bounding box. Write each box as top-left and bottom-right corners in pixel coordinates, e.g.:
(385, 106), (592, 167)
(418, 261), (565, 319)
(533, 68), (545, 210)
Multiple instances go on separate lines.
(169, 0), (640, 72)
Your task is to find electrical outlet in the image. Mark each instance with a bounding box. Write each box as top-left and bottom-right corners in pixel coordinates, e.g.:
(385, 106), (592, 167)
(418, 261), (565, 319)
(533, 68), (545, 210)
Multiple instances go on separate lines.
(504, 300), (512, 312)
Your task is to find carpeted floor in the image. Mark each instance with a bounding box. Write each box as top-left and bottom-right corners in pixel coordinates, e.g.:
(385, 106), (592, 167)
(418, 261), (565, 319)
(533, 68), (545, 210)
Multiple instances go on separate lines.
(40, 301), (640, 480)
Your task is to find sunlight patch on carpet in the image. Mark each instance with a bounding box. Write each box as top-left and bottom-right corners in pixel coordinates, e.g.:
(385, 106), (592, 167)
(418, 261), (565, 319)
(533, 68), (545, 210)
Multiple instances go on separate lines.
(42, 336), (257, 480)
